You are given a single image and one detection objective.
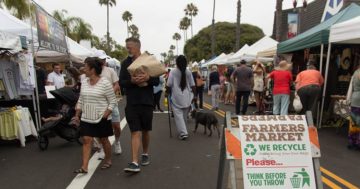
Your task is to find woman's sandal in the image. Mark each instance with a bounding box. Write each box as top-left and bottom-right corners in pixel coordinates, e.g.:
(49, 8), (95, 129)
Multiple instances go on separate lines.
(101, 163), (112, 170)
(74, 168), (88, 174)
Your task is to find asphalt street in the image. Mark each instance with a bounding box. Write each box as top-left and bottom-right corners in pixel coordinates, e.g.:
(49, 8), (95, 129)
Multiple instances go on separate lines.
(0, 95), (359, 189)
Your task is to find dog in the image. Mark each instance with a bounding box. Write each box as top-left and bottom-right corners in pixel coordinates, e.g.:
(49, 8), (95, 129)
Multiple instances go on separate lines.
(190, 109), (220, 138)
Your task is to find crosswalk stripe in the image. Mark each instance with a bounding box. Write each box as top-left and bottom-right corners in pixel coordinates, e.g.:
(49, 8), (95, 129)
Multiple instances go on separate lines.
(66, 118), (127, 189)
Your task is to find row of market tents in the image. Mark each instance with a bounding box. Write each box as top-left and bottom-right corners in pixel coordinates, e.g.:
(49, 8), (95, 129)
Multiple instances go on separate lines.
(0, 8), (120, 69)
(198, 3), (360, 127)
(200, 35), (278, 68)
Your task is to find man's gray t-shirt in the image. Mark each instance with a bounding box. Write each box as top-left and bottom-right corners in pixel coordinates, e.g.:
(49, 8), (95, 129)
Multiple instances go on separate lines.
(167, 68), (195, 108)
(232, 65), (253, 92)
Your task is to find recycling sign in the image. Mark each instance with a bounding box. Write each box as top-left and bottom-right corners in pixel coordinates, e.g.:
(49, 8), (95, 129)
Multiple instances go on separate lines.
(244, 144), (257, 156)
(238, 115), (316, 189)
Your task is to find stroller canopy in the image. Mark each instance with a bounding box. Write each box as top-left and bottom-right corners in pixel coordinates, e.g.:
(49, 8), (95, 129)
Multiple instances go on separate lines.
(50, 87), (79, 106)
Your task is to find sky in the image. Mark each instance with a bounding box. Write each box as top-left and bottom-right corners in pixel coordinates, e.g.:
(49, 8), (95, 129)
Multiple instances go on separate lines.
(33, 0), (314, 59)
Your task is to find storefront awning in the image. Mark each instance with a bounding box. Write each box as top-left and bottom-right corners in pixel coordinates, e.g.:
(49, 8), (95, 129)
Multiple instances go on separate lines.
(277, 3), (360, 54)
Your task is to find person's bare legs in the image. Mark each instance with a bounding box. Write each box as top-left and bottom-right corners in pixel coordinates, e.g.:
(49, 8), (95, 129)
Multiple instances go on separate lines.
(131, 131), (142, 163)
(81, 136), (93, 171)
(112, 122), (121, 142)
(142, 131), (150, 154)
(99, 137), (112, 166)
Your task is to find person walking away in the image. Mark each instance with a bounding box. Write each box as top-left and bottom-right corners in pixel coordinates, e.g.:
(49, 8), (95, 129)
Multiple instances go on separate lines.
(295, 62), (324, 115)
(72, 57), (117, 174)
(153, 75), (165, 112)
(192, 66), (204, 110)
(253, 61), (266, 114)
(231, 60), (253, 115)
(209, 65), (220, 110)
(348, 64), (360, 149)
(268, 60), (292, 115)
(47, 63), (65, 89)
(166, 55), (196, 140)
(120, 38), (160, 173)
(94, 50), (123, 157)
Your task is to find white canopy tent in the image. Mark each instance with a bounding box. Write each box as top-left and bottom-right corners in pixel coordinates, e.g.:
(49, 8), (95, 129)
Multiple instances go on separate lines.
(329, 15), (360, 44)
(217, 53), (234, 65)
(201, 53), (227, 67)
(227, 36), (278, 64)
(319, 15), (360, 128)
(257, 46), (277, 57)
(0, 8), (94, 63)
(0, 30), (22, 51)
(226, 44), (249, 64)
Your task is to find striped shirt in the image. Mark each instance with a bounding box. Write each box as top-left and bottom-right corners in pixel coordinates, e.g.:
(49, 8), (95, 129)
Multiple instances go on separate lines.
(76, 77), (117, 123)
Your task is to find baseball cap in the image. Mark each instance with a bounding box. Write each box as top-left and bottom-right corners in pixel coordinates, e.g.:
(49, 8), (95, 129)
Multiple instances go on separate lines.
(94, 50), (109, 59)
(240, 59), (247, 64)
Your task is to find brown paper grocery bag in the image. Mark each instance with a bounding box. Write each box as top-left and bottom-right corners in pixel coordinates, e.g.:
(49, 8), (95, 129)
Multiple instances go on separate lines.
(127, 53), (166, 77)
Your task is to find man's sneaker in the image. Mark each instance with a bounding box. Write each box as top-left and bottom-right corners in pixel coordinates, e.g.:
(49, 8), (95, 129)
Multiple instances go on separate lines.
(114, 141), (122, 155)
(141, 154), (150, 166)
(124, 162), (140, 173)
(178, 134), (189, 140)
(97, 149), (105, 160)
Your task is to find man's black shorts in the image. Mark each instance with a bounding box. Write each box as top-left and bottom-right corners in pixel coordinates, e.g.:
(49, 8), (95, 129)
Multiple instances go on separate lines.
(125, 105), (153, 132)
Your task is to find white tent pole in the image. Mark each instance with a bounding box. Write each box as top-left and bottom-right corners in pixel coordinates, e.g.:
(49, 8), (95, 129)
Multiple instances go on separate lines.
(28, 0), (41, 130)
(319, 43), (332, 128)
(319, 44), (324, 73)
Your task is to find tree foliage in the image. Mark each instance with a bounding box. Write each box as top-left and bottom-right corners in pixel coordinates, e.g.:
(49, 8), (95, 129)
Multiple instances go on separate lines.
(184, 22), (265, 61)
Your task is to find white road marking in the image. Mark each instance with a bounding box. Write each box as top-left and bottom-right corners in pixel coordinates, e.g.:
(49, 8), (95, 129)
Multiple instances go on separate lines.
(153, 111), (170, 114)
(66, 118), (127, 189)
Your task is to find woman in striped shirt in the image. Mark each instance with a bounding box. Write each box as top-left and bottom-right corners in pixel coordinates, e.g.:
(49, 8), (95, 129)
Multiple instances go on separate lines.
(72, 57), (117, 174)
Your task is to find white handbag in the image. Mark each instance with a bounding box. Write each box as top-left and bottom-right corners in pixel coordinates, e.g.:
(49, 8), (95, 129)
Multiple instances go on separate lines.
(293, 92), (303, 113)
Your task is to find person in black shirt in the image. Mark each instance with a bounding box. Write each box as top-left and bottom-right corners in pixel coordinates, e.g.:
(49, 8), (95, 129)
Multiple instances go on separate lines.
(209, 65), (221, 110)
(120, 38), (159, 173)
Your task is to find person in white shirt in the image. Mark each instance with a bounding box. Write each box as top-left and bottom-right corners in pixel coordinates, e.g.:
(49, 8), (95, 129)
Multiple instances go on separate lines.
(47, 63), (65, 89)
(94, 50), (122, 156)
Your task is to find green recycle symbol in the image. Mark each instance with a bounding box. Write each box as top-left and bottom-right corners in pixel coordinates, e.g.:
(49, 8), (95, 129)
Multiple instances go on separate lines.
(244, 144), (257, 156)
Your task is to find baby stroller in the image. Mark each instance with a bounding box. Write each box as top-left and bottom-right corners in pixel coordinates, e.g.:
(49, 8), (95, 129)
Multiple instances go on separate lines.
(38, 87), (81, 150)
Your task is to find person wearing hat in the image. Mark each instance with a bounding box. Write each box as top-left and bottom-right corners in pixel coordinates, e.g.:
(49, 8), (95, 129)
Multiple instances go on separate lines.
(267, 60), (293, 115)
(231, 60), (253, 115)
(94, 50), (123, 157)
(209, 65), (221, 110)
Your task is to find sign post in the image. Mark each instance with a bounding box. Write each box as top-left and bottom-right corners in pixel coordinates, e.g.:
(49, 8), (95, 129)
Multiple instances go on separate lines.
(238, 115), (316, 188)
(218, 112), (323, 189)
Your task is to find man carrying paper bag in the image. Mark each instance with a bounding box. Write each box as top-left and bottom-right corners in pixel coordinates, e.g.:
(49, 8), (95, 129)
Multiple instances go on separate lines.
(120, 38), (160, 173)
(127, 53), (166, 87)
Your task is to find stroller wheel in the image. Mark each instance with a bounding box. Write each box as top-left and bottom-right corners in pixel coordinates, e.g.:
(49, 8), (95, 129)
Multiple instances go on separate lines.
(38, 136), (49, 151)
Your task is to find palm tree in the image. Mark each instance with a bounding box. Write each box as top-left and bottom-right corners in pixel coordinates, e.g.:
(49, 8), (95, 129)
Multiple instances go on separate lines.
(129, 24), (140, 39)
(170, 45), (176, 51)
(1, 0), (30, 20)
(172, 33), (181, 55)
(179, 17), (191, 42)
(235, 0), (241, 51)
(160, 52), (167, 62)
(184, 3), (198, 38)
(122, 11), (133, 38)
(53, 9), (78, 38)
(98, 0), (117, 51)
(72, 18), (93, 43)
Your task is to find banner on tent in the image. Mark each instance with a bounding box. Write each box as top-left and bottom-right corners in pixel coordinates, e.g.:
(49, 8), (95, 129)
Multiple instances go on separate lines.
(35, 4), (67, 54)
(287, 13), (298, 39)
